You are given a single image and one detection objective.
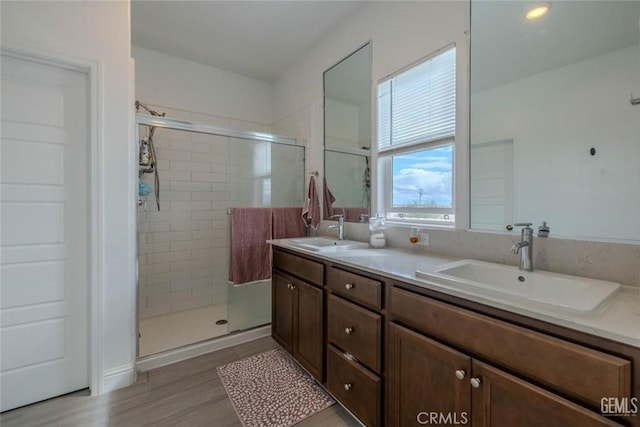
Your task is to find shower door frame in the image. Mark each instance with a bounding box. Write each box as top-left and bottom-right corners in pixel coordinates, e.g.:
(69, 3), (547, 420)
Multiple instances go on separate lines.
(135, 114), (298, 146)
(134, 113), (302, 360)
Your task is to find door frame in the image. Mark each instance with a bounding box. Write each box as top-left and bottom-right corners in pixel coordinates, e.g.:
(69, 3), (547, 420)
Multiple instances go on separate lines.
(1, 44), (106, 396)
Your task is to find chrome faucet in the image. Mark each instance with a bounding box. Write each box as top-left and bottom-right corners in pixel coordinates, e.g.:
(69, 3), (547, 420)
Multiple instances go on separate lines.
(327, 214), (345, 240)
(510, 223), (533, 272)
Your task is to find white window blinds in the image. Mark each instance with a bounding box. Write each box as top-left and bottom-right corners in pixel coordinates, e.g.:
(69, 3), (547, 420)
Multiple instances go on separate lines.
(377, 46), (456, 152)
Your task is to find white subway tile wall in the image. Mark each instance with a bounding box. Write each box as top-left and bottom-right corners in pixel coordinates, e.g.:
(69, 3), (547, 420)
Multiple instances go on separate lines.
(137, 106), (305, 319)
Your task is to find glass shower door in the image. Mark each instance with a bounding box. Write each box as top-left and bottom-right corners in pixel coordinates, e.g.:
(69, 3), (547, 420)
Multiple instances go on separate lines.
(226, 138), (305, 333)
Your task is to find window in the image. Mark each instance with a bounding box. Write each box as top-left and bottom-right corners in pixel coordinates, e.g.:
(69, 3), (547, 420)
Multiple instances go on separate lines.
(377, 45), (456, 224)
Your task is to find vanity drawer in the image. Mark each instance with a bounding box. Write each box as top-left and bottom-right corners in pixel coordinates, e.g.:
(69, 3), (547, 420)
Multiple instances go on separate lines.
(273, 249), (323, 286)
(390, 286), (632, 408)
(327, 345), (381, 427)
(328, 294), (382, 373)
(327, 267), (382, 310)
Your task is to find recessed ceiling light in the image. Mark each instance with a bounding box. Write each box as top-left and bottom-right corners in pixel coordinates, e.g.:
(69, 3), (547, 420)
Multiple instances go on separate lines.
(526, 5), (550, 20)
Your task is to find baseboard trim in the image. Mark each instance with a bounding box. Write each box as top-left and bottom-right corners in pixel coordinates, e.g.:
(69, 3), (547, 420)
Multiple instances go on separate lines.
(102, 364), (135, 393)
(136, 325), (271, 372)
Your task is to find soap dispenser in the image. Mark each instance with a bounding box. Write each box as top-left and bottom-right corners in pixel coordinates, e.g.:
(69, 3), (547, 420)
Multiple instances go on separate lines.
(538, 221), (550, 238)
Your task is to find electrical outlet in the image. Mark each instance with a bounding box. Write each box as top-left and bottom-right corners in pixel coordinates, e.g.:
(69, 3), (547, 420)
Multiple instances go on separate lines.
(417, 231), (430, 246)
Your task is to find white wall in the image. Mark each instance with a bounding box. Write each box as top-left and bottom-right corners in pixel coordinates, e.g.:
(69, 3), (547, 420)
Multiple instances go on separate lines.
(358, 99), (372, 148)
(471, 45), (640, 242)
(272, 0), (469, 221)
(1, 1), (135, 392)
(132, 45), (273, 129)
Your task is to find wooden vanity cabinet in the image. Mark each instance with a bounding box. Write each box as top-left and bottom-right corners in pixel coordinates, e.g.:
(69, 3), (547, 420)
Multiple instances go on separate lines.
(388, 322), (621, 427)
(326, 265), (386, 427)
(272, 272), (294, 351)
(272, 248), (324, 381)
(471, 360), (621, 427)
(327, 294), (382, 373)
(387, 322), (471, 427)
(327, 345), (382, 427)
(388, 286), (632, 427)
(272, 246), (638, 427)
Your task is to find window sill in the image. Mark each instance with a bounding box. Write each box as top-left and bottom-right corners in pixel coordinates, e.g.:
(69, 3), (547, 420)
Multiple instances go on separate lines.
(384, 219), (455, 230)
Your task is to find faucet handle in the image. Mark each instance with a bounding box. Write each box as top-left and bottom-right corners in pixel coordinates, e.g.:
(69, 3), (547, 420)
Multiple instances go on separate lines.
(330, 214), (344, 220)
(513, 222), (532, 228)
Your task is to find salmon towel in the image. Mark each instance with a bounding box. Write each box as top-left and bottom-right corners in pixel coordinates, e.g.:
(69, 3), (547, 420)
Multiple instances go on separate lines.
(228, 207), (272, 285)
(302, 176), (321, 230)
(323, 178), (336, 219)
(272, 207), (306, 239)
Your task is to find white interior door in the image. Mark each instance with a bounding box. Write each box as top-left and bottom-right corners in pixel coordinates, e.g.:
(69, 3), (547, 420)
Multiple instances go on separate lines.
(470, 139), (514, 231)
(1, 53), (89, 411)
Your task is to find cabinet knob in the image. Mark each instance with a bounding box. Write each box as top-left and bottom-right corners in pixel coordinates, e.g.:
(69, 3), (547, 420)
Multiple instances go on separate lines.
(344, 383), (352, 391)
(455, 370), (466, 380)
(287, 283), (295, 290)
(345, 327), (354, 335)
(470, 377), (481, 388)
(345, 283), (354, 290)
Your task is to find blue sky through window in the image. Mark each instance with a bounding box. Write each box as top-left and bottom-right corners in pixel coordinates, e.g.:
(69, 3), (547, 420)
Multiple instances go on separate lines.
(392, 145), (453, 208)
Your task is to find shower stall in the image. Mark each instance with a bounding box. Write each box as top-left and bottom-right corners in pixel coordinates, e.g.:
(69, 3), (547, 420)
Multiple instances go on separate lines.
(135, 114), (305, 358)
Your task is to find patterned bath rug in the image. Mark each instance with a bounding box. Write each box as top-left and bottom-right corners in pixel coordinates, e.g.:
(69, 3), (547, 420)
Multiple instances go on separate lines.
(217, 348), (335, 427)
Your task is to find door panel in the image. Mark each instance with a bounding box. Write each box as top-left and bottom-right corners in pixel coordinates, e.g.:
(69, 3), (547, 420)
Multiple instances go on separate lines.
(470, 139), (514, 231)
(272, 272), (294, 352)
(471, 360), (619, 427)
(387, 322), (472, 427)
(1, 54), (89, 411)
(1, 260), (65, 308)
(294, 280), (323, 381)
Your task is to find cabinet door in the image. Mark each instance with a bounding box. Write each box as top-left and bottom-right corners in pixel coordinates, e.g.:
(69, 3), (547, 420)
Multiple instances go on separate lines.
(294, 280), (324, 381)
(272, 272), (294, 353)
(471, 360), (620, 427)
(388, 323), (471, 427)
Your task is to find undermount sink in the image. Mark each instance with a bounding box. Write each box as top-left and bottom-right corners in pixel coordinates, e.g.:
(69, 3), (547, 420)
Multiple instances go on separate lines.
(415, 259), (621, 313)
(286, 237), (369, 252)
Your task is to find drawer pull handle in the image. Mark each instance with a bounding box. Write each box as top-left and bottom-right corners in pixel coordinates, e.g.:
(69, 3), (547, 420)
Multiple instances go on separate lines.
(345, 327), (354, 335)
(470, 378), (481, 389)
(345, 283), (354, 290)
(455, 370), (466, 380)
(287, 283), (295, 290)
(344, 383), (352, 391)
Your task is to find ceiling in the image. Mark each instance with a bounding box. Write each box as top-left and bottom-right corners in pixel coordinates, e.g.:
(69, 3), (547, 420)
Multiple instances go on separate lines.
(132, 0), (366, 83)
(471, 1), (640, 92)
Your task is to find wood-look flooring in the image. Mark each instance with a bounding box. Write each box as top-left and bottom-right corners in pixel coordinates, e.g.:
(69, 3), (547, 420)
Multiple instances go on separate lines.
(1, 337), (361, 427)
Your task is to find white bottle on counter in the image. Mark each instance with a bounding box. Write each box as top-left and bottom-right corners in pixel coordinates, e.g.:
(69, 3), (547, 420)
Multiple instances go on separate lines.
(369, 215), (386, 248)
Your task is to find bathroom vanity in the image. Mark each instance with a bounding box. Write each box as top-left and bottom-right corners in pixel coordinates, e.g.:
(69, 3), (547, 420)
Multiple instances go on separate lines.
(271, 249), (324, 380)
(270, 241), (640, 427)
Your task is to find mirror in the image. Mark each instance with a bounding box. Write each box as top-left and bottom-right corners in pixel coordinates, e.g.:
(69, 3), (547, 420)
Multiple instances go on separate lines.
(323, 42), (372, 222)
(470, 1), (640, 242)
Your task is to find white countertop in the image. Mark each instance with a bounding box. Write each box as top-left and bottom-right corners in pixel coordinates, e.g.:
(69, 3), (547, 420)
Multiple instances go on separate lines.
(269, 239), (640, 348)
